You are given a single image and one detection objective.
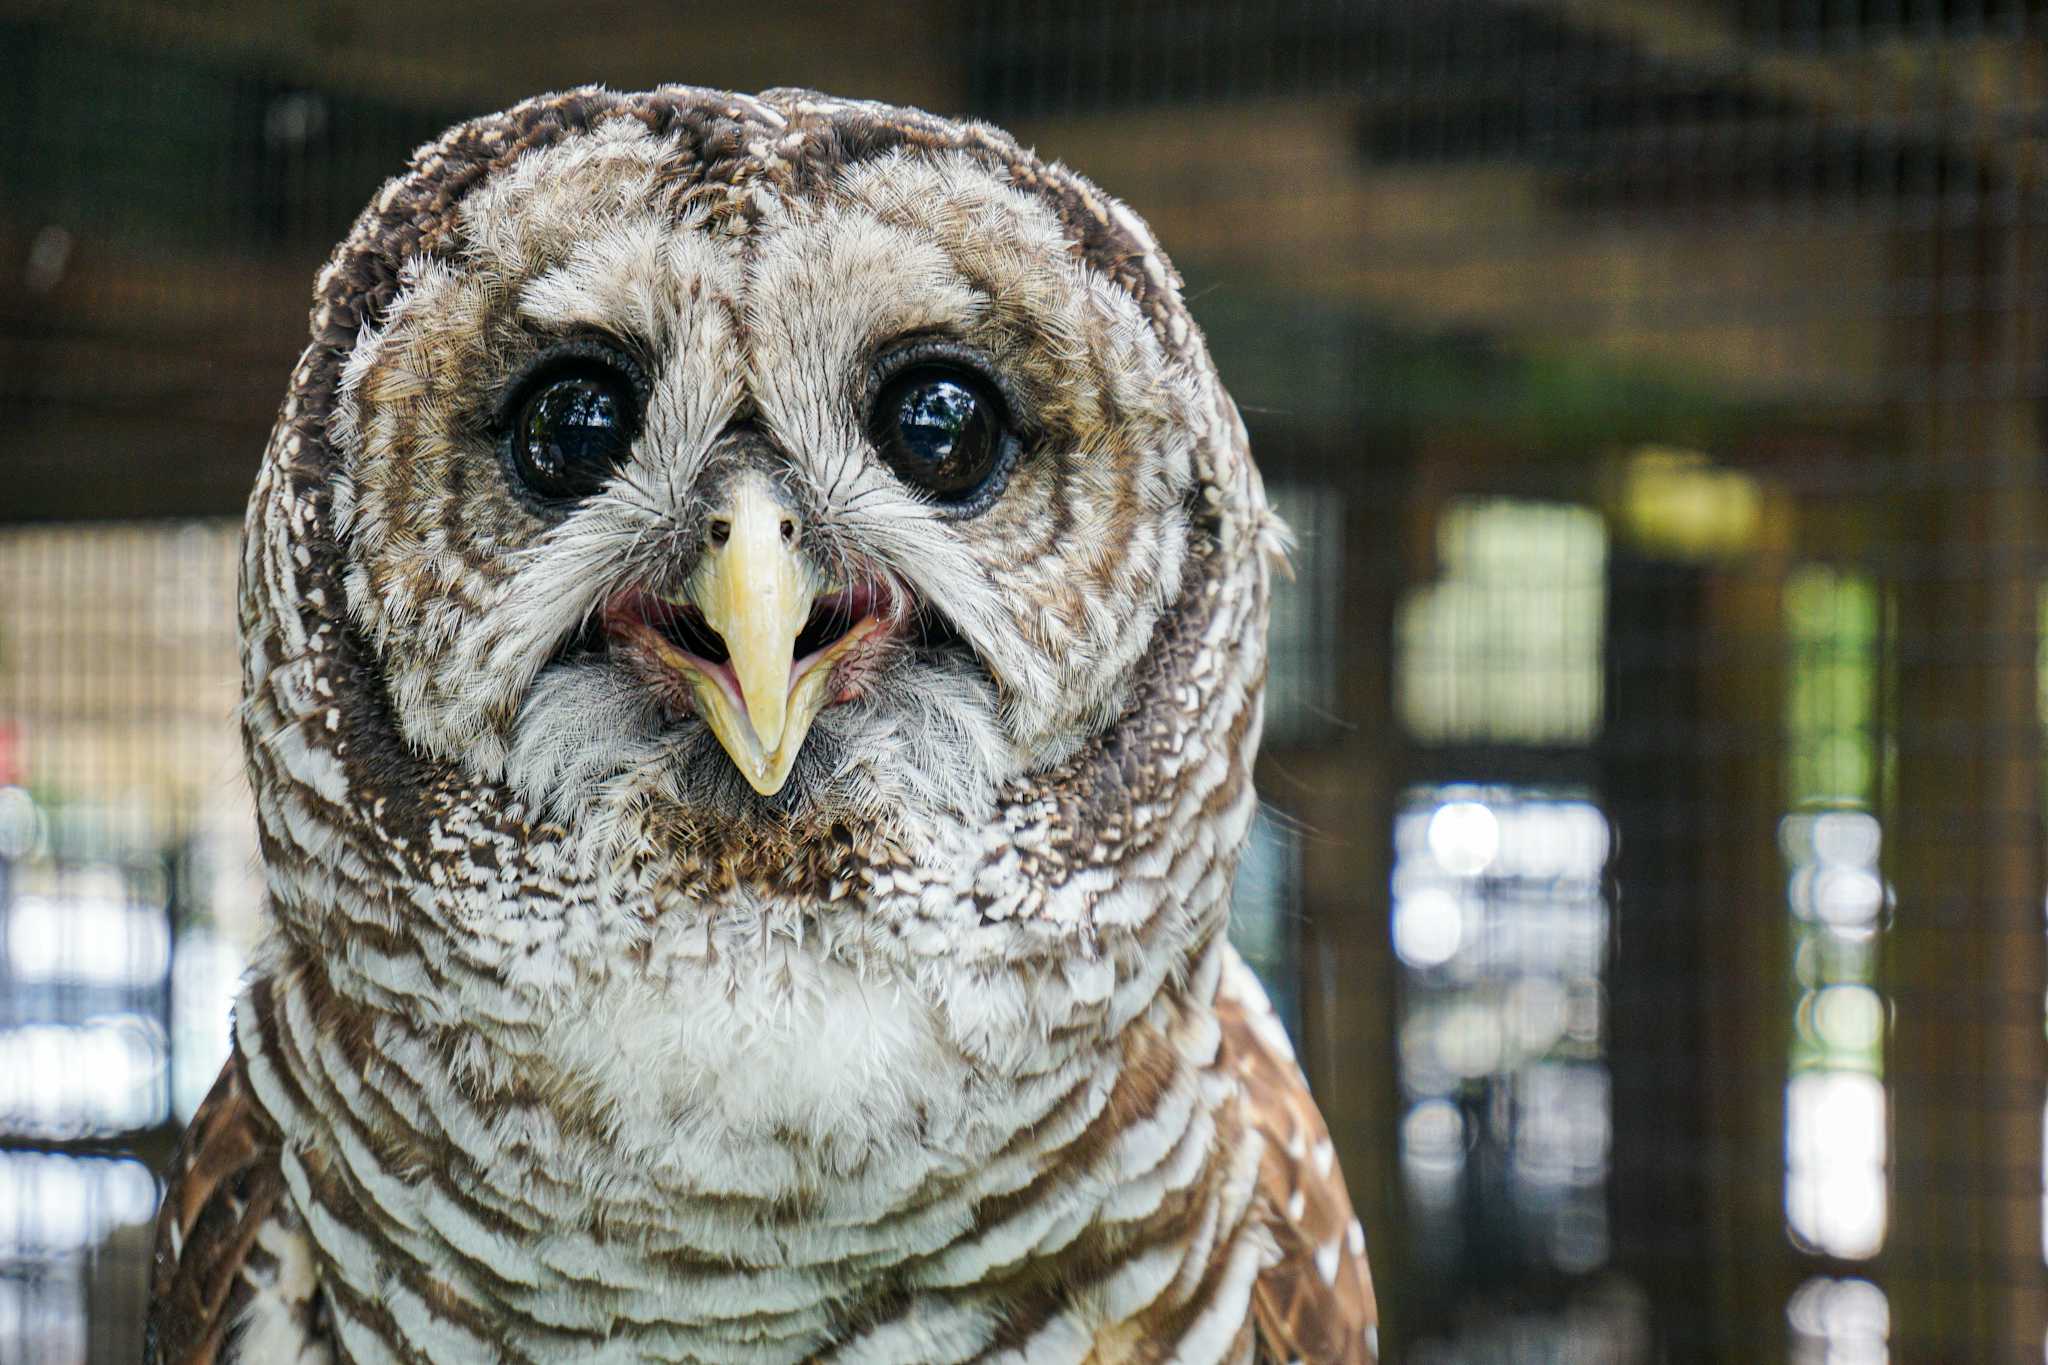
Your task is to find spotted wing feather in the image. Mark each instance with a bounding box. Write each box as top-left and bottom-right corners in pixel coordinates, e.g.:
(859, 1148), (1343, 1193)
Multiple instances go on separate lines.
(146, 1052), (329, 1365)
(1217, 956), (1379, 1365)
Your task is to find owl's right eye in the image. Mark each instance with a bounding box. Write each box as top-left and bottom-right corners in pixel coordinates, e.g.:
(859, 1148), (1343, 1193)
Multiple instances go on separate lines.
(866, 344), (1022, 514)
(502, 345), (645, 501)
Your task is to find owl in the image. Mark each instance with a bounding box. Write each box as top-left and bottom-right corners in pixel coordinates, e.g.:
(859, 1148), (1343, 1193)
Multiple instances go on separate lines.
(145, 86), (1377, 1364)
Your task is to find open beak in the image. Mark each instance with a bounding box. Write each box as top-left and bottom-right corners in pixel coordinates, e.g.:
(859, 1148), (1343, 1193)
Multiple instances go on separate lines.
(627, 477), (887, 795)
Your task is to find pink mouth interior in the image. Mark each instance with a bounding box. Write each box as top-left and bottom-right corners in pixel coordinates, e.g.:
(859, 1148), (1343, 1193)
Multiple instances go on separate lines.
(603, 580), (898, 700)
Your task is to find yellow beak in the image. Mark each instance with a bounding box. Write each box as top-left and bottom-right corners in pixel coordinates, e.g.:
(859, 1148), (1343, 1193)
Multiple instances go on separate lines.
(654, 477), (880, 796)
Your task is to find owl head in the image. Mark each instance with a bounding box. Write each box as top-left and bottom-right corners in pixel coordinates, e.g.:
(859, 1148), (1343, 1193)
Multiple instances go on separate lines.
(247, 86), (1277, 904)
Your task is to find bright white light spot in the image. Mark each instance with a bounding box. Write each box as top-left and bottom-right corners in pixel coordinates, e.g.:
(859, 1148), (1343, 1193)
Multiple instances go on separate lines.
(0, 1151), (157, 1253)
(1392, 783), (1617, 1278)
(1789, 1276), (1888, 1365)
(1427, 801), (1500, 876)
(171, 928), (246, 1122)
(1811, 811), (1881, 868)
(1436, 1003), (1504, 1078)
(1813, 867), (1884, 928)
(0, 1016), (169, 1139)
(7, 893), (170, 987)
(1787, 1071), (1887, 1259)
(1811, 985), (1885, 1054)
(1401, 1098), (1467, 1198)
(1494, 799), (1609, 880)
(1393, 889), (1464, 968)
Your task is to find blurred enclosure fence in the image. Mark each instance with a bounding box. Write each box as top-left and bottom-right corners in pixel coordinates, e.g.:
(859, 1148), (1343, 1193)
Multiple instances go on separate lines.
(5, 1), (2048, 1361)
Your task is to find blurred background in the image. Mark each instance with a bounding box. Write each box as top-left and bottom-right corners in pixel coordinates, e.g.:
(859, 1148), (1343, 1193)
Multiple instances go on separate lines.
(3, 1), (2046, 1360)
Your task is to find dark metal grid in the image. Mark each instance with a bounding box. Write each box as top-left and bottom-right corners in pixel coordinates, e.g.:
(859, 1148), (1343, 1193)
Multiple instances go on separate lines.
(3, 2), (2046, 1361)
(0, 523), (249, 1363)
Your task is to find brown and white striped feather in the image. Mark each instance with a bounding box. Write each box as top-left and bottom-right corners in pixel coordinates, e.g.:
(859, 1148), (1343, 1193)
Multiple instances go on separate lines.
(149, 952), (1375, 1364)
(1220, 960), (1379, 1365)
(146, 1053), (330, 1365)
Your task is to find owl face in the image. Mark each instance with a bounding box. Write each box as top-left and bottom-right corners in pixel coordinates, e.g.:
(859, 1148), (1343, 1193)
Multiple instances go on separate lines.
(328, 115), (1201, 842)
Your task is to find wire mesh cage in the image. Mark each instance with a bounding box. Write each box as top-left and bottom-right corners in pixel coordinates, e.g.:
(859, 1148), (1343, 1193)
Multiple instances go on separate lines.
(5, 2), (2048, 1361)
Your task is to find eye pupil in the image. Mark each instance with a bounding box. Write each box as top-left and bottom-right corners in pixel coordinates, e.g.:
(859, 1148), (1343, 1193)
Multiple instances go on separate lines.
(873, 366), (1009, 504)
(508, 360), (638, 500)
(898, 380), (981, 469)
(531, 380), (619, 468)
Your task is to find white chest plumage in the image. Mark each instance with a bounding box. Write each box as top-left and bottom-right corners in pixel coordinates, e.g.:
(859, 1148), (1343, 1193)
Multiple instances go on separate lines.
(237, 870), (1270, 1364)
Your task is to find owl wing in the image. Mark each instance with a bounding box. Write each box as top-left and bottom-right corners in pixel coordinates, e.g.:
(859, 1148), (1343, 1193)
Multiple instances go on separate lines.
(1216, 950), (1380, 1365)
(146, 1050), (330, 1365)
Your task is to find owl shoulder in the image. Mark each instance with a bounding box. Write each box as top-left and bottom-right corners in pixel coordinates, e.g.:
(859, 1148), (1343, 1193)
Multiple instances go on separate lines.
(1215, 948), (1380, 1365)
(146, 1050), (330, 1365)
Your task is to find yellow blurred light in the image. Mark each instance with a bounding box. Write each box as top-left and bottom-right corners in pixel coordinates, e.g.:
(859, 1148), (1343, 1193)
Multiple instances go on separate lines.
(1615, 445), (1762, 559)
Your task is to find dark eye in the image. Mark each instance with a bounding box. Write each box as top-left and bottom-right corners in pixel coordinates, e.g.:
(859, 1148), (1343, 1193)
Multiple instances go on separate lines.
(869, 364), (1014, 507)
(504, 355), (641, 500)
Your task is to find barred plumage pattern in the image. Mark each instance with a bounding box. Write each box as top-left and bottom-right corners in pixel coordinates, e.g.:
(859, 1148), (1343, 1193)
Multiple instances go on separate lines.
(147, 86), (1377, 1364)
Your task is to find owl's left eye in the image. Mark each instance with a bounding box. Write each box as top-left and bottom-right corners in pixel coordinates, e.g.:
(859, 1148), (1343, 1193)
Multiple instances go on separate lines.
(868, 354), (1020, 512)
(501, 344), (645, 501)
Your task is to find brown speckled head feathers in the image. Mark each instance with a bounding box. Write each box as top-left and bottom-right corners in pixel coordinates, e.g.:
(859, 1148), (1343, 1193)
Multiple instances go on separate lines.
(149, 84), (1376, 1365)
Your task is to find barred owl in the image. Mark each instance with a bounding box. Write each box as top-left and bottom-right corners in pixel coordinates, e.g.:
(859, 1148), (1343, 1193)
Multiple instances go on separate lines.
(146, 86), (1378, 1364)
